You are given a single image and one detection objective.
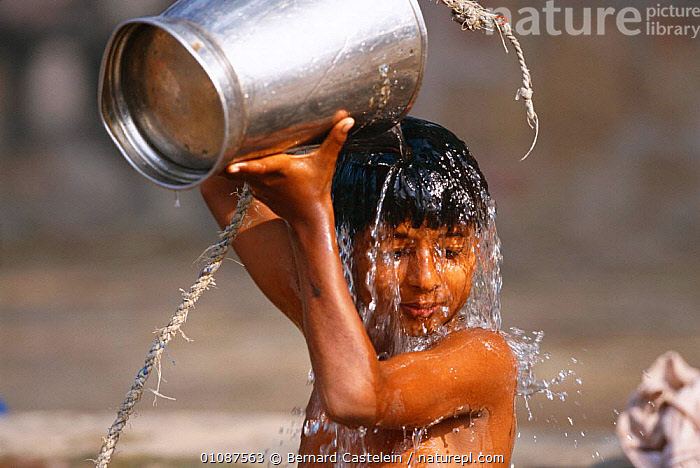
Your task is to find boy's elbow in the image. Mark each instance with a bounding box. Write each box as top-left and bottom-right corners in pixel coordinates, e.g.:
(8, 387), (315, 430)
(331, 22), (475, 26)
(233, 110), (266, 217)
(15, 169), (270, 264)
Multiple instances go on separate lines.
(199, 179), (218, 209)
(321, 386), (377, 428)
(200, 177), (244, 229)
(199, 177), (220, 202)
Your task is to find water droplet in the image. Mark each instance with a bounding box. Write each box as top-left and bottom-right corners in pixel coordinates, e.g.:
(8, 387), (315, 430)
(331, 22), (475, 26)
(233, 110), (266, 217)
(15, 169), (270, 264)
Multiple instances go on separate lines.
(173, 191), (181, 208)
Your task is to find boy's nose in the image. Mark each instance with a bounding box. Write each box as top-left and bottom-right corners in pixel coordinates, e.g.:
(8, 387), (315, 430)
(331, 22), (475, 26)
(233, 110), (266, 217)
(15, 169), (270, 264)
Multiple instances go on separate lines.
(407, 247), (441, 292)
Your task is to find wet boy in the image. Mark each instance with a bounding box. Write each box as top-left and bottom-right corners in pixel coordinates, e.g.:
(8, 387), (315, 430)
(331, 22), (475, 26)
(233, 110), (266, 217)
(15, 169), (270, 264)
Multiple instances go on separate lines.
(201, 114), (517, 466)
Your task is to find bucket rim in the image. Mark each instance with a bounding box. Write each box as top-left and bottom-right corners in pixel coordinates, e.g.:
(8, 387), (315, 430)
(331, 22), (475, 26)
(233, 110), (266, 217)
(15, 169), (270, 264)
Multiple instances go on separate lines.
(98, 16), (246, 190)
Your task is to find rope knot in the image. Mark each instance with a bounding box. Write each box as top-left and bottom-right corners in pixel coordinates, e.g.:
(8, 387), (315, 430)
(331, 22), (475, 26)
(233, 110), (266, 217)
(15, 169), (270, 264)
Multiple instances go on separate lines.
(516, 87), (533, 101)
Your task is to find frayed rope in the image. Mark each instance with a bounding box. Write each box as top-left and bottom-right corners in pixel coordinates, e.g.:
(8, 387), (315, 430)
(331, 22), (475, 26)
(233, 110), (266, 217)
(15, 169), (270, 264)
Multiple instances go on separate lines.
(93, 185), (253, 468)
(439, 0), (539, 160)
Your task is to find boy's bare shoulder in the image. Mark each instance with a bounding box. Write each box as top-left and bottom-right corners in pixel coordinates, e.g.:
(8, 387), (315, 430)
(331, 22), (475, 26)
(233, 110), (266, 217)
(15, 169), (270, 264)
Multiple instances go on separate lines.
(436, 327), (514, 359)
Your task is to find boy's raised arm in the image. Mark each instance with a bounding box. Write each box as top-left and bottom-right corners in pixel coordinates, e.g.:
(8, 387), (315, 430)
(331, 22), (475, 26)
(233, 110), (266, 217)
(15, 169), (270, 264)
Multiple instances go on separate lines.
(200, 176), (303, 329)
(374, 328), (517, 428)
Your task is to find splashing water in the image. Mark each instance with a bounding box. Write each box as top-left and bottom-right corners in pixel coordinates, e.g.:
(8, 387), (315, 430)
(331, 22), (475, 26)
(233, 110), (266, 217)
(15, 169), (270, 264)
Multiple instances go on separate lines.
(461, 200), (502, 330)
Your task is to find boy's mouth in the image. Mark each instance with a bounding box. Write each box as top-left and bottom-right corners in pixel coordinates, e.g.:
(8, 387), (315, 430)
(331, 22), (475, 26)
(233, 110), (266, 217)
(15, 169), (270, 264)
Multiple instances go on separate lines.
(400, 302), (442, 319)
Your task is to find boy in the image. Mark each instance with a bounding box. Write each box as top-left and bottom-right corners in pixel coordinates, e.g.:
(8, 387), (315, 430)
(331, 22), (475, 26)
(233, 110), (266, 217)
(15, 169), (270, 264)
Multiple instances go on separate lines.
(201, 114), (517, 466)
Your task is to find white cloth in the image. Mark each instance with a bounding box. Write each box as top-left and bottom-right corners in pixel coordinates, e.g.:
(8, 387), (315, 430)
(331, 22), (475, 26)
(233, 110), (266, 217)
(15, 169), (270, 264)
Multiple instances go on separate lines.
(617, 351), (700, 468)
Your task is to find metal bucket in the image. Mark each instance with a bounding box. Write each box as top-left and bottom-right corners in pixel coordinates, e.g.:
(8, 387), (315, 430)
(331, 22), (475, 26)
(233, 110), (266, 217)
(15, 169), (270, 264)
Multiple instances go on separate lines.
(99, 0), (427, 189)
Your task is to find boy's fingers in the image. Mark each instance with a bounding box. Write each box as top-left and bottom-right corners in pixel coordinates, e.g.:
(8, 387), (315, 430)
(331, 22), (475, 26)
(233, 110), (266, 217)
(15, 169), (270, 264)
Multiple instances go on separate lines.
(227, 160), (264, 177)
(225, 117), (353, 177)
(226, 154), (288, 177)
(319, 117), (354, 158)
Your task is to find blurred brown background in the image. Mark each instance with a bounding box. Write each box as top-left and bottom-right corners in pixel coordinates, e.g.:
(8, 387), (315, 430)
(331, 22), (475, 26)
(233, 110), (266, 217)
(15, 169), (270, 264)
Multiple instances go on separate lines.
(1, 0), (698, 466)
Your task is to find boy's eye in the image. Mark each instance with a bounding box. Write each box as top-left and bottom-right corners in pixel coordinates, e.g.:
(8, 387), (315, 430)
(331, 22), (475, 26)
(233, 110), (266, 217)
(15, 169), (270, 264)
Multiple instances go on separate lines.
(393, 248), (410, 259)
(445, 249), (463, 259)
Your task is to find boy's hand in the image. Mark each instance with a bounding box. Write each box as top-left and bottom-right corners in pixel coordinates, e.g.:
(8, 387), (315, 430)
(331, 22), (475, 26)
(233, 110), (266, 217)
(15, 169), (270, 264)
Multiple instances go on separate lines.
(225, 112), (354, 224)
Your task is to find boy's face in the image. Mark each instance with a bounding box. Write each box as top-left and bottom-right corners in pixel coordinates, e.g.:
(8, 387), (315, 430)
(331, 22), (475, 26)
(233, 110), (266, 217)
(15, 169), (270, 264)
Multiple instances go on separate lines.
(352, 220), (477, 337)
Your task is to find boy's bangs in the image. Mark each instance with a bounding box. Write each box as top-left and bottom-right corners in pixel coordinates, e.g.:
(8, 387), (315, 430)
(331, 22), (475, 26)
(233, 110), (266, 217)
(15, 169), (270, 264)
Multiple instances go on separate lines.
(384, 164), (478, 232)
(332, 117), (489, 238)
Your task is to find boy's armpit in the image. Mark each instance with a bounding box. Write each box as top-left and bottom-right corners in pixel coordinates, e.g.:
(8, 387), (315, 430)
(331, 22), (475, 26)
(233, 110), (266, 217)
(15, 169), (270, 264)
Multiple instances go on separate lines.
(375, 328), (517, 429)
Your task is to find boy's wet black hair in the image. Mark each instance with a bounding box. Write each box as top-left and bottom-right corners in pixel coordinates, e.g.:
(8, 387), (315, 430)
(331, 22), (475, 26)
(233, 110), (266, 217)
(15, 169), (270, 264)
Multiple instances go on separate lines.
(331, 116), (490, 238)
